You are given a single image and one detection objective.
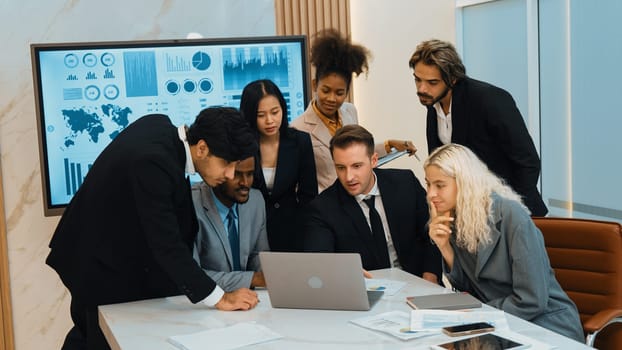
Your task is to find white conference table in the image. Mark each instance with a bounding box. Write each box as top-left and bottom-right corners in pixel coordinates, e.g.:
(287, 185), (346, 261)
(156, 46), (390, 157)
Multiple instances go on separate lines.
(99, 268), (592, 349)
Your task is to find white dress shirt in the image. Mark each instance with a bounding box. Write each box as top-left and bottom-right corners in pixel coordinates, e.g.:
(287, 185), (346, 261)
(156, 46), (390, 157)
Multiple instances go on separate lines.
(178, 125), (225, 306)
(433, 98), (453, 145)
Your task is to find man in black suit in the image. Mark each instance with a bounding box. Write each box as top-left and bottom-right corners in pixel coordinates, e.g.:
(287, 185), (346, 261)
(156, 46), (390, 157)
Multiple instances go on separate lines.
(47, 107), (260, 350)
(302, 125), (440, 283)
(408, 39), (547, 216)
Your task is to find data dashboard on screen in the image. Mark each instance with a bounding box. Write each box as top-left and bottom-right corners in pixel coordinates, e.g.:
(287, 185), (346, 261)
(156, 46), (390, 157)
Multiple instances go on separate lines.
(31, 36), (310, 216)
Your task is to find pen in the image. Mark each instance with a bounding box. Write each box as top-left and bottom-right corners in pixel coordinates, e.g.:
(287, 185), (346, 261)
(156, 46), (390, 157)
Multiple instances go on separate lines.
(396, 144), (421, 161)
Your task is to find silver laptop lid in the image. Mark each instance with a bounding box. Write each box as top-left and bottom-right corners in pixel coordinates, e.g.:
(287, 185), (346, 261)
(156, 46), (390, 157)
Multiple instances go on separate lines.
(259, 252), (377, 311)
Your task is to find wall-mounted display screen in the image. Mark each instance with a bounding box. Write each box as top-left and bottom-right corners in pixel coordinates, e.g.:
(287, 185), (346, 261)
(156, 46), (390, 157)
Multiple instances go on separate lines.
(31, 36), (310, 216)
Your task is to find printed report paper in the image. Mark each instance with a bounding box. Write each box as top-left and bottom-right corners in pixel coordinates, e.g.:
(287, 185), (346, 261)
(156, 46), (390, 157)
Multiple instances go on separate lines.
(167, 322), (283, 350)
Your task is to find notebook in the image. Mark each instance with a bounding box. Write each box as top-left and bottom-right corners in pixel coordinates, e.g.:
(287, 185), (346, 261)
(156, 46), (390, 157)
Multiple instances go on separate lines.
(406, 292), (482, 310)
(259, 252), (384, 311)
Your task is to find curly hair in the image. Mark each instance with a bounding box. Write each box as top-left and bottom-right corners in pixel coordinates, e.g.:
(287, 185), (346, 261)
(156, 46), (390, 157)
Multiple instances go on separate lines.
(310, 28), (371, 88)
(424, 144), (526, 253)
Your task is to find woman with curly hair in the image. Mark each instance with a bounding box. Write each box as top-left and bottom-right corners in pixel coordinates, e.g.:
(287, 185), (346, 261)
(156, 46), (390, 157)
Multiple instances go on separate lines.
(424, 143), (583, 342)
(292, 29), (417, 192)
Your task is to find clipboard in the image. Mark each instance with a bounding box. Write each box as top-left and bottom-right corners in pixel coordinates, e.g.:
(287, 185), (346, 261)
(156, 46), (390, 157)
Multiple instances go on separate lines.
(377, 150), (409, 167)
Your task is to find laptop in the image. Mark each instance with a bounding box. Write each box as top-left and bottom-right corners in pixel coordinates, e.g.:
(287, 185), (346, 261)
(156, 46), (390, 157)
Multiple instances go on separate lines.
(259, 252), (384, 311)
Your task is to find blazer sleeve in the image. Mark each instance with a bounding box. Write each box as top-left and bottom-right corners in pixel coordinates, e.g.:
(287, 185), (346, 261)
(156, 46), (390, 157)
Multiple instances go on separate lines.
(201, 270), (253, 293)
(301, 201), (336, 252)
(193, 234), (255, 292)
(131, 153), (216, 303)
(295, 130), (318, 205)
(484, 89), (541, 200)
(485, 204), (550, 319)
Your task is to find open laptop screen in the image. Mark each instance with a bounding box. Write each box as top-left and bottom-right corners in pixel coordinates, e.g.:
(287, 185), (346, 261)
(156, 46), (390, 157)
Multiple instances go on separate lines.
(259, 252), (382, 311)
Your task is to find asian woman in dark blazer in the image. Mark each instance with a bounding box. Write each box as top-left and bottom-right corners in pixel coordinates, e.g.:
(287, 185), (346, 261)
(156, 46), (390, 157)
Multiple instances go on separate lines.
(240, 79), (318, 251)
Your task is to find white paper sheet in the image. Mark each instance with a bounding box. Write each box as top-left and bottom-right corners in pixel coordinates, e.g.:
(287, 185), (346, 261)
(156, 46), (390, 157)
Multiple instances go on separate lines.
(350, 311), (437, 340)
(410, 309), (509, 332)
(365, 278), (407, 296)
(167, 322), (283, 350)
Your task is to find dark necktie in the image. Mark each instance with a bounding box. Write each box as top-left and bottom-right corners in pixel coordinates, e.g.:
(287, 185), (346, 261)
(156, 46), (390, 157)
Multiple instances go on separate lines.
(363, 196), (391, 268)
(227, 208), (241, 271)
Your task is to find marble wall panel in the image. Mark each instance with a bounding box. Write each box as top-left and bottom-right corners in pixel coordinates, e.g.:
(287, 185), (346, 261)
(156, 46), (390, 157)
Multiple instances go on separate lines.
(0, 1), (274, 348)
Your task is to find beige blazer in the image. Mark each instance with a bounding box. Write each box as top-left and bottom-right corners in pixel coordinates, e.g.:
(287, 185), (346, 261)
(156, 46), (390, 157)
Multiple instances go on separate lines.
(291, 101), (358, 192)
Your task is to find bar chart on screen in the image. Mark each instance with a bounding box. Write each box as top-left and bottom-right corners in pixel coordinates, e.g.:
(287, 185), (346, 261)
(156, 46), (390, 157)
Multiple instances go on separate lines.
(62, 158), (92, 196)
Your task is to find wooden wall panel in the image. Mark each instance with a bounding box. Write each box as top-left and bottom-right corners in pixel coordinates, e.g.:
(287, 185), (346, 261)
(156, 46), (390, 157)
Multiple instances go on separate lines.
(275, 0), (350, 40)
(275, 0), (352, 100)
(0, 168), (14, 349)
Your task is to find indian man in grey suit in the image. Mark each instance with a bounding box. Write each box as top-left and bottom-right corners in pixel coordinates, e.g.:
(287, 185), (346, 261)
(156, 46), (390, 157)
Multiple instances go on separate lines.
(192, 156), (269, 291)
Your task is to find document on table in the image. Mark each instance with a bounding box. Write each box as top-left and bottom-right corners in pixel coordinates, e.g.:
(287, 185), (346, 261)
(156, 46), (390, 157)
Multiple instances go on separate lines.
(167, 322), (283, 350)
(350, 311), (437, 340)
(410, 309), (509, 332)
(365, 278), (407, 296)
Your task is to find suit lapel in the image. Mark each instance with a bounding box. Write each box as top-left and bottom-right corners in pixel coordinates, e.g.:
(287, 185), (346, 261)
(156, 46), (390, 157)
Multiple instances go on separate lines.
(253, 152), (269, 196)
(426, 106), (441, 153)
(201, 187), (234, 269)
(305, 113), (332, 149)
(237, 199), (252, 270)
(336, 182), (384, 266)
(474, 223), (502, 277)
(271, 135), (295, 197)
(450, 80), (468, 145)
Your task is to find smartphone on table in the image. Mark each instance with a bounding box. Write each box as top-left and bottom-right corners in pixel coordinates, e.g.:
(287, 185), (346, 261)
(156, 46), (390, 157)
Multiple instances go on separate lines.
(441, 322), (495, 337)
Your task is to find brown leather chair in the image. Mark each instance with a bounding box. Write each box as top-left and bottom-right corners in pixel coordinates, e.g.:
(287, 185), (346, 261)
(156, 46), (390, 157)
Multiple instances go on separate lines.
(533, 217), (622, 349)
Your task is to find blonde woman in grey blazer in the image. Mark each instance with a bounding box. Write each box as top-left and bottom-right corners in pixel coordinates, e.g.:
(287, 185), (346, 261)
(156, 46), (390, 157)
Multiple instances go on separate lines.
(424, 144), (584, 343)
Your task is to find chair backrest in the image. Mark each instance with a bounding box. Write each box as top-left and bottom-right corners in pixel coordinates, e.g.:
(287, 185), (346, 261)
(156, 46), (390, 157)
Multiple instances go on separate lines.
(532, 217), (622, 324)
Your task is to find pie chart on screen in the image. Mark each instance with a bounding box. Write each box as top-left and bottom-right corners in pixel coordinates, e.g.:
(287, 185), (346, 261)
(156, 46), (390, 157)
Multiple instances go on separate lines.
(192, 51), (211, 71)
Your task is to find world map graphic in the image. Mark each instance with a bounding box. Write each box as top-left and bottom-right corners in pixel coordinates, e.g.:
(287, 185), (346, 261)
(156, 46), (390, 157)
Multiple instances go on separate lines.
(61, 104), (132, 148)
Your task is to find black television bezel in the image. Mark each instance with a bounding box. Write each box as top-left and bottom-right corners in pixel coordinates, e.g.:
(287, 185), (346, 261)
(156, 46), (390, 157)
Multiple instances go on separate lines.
(30, 35), (310, 216)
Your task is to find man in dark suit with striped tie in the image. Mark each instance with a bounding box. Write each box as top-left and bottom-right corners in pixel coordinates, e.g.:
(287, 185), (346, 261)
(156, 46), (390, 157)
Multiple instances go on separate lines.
(302, 124), (440, 283)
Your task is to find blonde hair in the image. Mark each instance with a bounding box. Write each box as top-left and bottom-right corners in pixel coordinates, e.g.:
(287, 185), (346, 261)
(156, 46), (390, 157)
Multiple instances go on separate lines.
(424, 144), (526, 253)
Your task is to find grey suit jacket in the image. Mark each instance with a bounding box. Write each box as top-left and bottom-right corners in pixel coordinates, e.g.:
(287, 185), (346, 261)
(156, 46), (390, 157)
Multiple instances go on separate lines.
(191, 182), (270, 292)
(446, 194), (583, 342)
